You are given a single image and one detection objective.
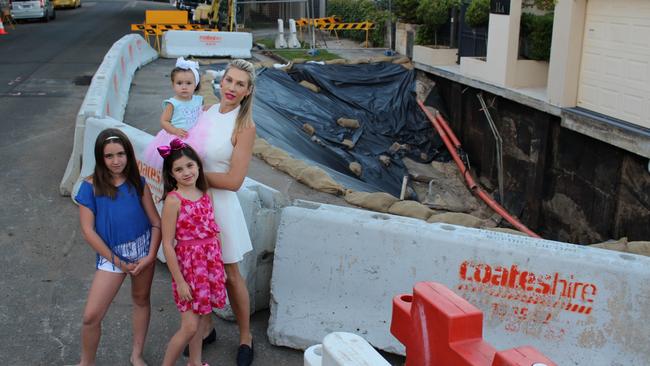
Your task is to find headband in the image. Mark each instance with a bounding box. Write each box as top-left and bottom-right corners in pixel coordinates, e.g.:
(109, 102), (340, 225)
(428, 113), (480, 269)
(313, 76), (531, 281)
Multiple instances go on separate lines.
(105, 136), (120, 141)
(157, 138), (187, 158)
(176, 57), (200, 85)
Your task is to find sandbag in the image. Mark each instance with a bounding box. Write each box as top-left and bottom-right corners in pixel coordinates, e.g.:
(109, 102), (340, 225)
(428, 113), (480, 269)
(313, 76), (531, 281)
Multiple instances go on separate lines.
(299, 80), (320, 93)
(253, 138), (271, 156)
(370, 56), (395, 63)
(344, 191), (399, 213)
(347, 58), (370, 65)
(427, 212), (484, 228)
(325, 58), (347, 65)
(199, 75), (219, 106)
(341, 139), (355, 149)
(388, 200), (434, 220)
(302, 123), (315, 136)
(337, 118), (360, 129)
(392, 56), (410, 64)
(348, 162), (362, 177)
(260, 146), (291, 167)
(277, 158), (310, 179)
(628, 241), (650, 256)
(297, 166), (345, 195)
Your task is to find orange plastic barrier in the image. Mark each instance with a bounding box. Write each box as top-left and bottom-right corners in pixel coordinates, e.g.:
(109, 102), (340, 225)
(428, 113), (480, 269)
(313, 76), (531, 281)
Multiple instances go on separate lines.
(390, 282), (557, 366)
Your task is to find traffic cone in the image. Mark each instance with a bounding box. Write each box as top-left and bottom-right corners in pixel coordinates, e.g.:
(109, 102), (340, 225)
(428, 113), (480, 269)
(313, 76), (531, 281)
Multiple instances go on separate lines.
(0, 19), (7, 35)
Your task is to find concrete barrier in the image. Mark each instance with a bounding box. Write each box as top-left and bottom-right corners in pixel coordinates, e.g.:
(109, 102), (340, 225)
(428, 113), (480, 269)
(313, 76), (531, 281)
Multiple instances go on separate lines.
(304, 332), (390, 366)
(60, 35), (157, 196)
(160, 31), (253, 59)
(275, 19), (288, 49)
(72, 116), (286, 317)
(287, 19), (301, 49)
(268, 200), (650, 365)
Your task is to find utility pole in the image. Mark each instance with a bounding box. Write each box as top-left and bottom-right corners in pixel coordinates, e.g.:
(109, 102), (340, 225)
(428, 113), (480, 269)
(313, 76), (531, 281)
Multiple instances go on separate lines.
(385, 0), (395, 56)
(307, 0), (318, 56)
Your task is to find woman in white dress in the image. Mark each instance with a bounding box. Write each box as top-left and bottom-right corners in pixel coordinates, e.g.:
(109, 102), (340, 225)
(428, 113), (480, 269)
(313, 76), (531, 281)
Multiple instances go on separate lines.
(200, 59), (257, 366)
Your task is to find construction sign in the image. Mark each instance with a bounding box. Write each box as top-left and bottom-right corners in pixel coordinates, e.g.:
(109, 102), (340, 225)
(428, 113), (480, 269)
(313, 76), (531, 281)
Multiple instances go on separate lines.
(318, 22), (374, 31)
(130, 24), (219, 34)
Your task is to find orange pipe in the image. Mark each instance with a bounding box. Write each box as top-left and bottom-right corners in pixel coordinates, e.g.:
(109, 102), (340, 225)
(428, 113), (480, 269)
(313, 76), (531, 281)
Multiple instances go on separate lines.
(418, 100), (540, 238)
(436, 113), (461, 148)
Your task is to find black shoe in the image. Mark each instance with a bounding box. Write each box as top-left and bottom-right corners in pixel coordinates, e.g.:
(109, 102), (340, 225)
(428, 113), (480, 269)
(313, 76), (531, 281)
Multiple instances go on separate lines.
(183, 328), (217, 357)
(236, 339), (254, 366)
(204, 328), (217, 344)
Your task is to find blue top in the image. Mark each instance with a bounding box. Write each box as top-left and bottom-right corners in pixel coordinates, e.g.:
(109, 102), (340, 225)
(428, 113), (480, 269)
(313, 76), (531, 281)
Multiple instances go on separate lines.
(164, 95), (203, 130)
(75, 177), (152, 267)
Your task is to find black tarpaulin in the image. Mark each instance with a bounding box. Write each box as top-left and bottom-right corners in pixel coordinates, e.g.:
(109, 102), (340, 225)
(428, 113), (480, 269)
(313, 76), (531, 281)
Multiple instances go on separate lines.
(211, 62), (445, 197)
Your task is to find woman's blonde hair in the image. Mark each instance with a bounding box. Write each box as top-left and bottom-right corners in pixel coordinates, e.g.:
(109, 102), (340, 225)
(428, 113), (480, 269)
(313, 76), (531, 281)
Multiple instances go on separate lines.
(224, 59), (256, 133)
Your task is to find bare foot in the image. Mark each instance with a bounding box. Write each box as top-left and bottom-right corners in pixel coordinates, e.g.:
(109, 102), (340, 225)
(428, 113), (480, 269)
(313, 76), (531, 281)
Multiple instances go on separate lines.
(129, 355), (148, 366)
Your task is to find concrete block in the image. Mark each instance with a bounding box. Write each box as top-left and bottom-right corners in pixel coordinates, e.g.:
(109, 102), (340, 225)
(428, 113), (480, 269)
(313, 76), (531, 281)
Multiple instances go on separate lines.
(304, 332), (390, 366)
(268, 200), (650, 365)
(412, 45), (457, 67)
(214, 179), (288, 320)
(60, 35), (157, 196)
(161, 31), (253, 59)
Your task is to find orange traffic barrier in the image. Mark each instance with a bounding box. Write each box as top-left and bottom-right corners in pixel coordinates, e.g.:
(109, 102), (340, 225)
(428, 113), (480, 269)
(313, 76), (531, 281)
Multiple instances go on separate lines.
(0, 18), (8, 35)
(391, 282), (557, 366)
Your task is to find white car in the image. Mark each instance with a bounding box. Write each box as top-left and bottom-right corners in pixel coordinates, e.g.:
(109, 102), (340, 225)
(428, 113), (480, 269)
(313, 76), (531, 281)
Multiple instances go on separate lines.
(11, 0), (55, 21)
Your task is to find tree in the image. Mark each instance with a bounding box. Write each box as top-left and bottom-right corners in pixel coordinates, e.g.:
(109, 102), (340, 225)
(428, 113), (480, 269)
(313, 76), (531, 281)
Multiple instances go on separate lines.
(416, 0), (460, 45)
(395, 0), (420, 23)
(464, 0), (489, 28)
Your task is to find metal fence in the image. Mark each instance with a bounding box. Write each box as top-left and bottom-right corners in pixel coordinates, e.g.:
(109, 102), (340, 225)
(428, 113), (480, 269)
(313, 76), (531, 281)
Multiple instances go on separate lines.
(235, 0), (322, 29)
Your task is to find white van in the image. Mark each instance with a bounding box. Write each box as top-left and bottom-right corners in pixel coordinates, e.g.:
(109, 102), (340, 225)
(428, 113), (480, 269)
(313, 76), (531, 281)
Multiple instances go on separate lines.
(11, 0), (55, 21)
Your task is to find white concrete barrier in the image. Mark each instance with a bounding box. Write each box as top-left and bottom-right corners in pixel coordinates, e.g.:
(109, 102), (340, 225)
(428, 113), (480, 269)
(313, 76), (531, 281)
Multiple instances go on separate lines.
(275, 19), (288, 49)
(60, 35), (157, 196)
(72, 116), (286, 316)
(287, 19), (301, 49)
(160, 31), (253, 59)
(304, 332), (390, 366)
(268, 200), (650, 365)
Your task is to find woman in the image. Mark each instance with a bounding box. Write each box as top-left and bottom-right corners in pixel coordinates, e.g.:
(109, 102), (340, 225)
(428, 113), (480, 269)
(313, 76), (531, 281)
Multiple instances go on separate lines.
(197, 59), (257, 366)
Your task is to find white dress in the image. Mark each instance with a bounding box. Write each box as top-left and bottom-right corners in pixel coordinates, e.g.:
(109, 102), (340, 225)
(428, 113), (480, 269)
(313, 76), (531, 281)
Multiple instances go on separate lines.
(201, 104), (253, 264)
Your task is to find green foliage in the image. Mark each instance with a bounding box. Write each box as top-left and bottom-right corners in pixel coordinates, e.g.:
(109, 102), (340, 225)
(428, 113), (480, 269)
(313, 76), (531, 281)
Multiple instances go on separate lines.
(533, 0), (556, 11)
(464, 0), (489, 28)
(417, 0), (459, 28)
(327, 0), (392, 47)
(273, 49), (342, 62)
(520, 13), (554, 61)
(415, 0), (460, 45)
(394, 0), (420, 23)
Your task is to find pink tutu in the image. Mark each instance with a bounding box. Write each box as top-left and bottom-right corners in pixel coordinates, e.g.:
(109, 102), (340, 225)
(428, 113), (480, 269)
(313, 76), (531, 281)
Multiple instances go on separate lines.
(141, 111), (213, 170)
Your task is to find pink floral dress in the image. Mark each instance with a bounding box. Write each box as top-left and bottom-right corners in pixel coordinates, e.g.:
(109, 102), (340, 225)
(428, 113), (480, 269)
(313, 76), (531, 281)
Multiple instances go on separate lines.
(168, 191), (226, 314)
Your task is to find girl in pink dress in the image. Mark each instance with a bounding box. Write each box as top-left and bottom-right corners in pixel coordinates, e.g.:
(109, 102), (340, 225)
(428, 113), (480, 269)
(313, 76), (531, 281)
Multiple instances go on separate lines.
(159, 139), (226, 366)
(142, 57), (211, 171)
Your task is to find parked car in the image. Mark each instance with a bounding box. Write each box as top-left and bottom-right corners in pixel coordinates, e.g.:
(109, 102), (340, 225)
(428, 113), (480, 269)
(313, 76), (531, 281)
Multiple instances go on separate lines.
(176, 0), (200, 12)
(53, 0), (79, 9)
(10, 0), (55, 21)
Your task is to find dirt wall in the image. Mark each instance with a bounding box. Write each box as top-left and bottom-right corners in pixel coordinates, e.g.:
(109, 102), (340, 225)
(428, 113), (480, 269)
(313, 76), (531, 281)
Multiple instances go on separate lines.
(429, 75), (650, 244)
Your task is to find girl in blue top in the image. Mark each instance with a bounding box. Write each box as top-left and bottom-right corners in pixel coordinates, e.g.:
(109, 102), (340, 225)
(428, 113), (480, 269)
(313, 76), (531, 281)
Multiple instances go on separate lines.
(143, 57), (211, 170)
(74, 128), (161, 366)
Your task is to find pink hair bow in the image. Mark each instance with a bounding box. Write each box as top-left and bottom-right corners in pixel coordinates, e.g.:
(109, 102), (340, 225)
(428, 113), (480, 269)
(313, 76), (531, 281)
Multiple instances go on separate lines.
(157, 138), (187, 158)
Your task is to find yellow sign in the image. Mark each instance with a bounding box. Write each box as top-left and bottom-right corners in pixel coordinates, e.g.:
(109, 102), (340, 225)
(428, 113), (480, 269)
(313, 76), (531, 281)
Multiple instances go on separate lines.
(318, 22), (374, 31)
(295, 16), (341, 27)
(130, 24), (218, 33)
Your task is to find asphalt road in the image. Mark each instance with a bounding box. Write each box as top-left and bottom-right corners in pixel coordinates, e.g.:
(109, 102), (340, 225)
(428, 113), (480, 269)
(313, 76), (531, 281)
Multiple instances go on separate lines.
(0, 1), (299, 365)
